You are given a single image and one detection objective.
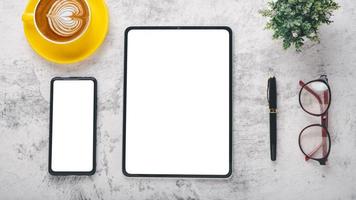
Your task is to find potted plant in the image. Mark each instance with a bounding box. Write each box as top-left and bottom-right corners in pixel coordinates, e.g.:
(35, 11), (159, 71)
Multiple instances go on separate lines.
(260, 0), (339, 51)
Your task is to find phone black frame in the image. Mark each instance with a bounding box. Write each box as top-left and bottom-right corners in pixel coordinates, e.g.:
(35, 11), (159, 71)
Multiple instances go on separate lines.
(122, 26), (233, 178)
(49, 77), (97, 176)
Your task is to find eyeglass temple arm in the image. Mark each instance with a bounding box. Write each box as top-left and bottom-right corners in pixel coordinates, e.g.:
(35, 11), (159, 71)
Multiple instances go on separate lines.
(305, 128), (328, 162)
(321, 91), (329, 158)
(305, 143), (322, 161)
(299, 81), (323, 105)
(305, 130), (328, 161)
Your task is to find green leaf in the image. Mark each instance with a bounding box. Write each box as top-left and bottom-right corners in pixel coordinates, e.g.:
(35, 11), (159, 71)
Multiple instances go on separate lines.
(260, 0), (339, 51)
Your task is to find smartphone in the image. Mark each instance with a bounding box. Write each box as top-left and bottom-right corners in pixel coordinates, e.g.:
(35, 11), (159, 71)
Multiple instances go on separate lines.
(49, 77), (97, 175)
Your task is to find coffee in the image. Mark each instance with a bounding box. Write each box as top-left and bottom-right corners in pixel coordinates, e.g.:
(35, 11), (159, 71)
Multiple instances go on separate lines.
(35, 0), (90, 43)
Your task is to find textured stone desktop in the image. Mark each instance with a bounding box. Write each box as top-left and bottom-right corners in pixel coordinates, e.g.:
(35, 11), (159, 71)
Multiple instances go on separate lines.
(0, 0), (356, 199)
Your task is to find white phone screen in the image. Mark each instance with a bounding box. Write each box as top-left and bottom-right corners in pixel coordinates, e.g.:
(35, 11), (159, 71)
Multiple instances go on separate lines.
(50, 78), (96, 174)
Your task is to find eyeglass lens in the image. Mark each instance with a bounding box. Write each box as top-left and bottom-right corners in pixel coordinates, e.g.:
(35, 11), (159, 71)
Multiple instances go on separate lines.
(300, 125), (330, 159)
(300, 81), (330, 115)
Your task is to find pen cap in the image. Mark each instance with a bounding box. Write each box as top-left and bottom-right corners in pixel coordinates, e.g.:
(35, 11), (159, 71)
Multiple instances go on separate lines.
(268, 77), (277, 108)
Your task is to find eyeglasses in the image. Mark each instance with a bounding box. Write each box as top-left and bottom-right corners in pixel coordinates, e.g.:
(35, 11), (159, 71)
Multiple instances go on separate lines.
(298, 75), (331, 165)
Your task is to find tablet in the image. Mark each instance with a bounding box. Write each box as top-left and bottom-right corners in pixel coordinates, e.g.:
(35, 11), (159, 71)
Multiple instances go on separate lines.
(123, 27), (232, 178)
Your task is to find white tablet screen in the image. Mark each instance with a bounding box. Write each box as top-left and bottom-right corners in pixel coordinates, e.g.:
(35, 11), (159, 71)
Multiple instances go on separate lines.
(50, 79), (95, 173)
(124, 27), (231, 177)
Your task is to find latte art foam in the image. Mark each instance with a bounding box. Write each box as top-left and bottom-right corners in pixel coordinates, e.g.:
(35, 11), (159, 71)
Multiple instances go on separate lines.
(35, 0), (90, 42)
(47, 0), (86, 37)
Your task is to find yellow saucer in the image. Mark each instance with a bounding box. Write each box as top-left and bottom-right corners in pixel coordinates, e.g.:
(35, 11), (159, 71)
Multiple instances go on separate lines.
(22, 0), (109, 64)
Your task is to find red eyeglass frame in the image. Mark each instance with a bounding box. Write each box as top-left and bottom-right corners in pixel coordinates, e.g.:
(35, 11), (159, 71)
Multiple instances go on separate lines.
(298, 75), (331, 165)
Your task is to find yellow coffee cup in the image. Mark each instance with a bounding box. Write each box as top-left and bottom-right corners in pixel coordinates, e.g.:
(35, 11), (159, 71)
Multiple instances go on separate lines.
(22, 0), (109, 64)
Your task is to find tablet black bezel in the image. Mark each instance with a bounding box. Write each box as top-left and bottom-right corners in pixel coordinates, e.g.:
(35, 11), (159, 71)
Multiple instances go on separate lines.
(123, 26), (233, 178)
(49, 77), (97, 176)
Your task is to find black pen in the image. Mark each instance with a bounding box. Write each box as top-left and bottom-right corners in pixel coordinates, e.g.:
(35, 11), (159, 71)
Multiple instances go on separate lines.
(267, 77), (277, 161)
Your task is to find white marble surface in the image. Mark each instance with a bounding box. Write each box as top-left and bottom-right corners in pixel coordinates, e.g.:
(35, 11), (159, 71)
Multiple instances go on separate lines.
(1, 0), (356, 199)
